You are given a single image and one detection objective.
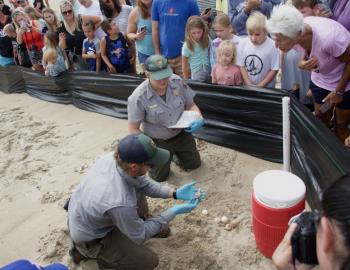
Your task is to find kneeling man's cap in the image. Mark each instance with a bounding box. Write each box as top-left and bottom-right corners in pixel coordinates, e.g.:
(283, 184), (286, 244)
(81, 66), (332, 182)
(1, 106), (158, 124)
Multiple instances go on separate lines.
(118, 133), (170, 166)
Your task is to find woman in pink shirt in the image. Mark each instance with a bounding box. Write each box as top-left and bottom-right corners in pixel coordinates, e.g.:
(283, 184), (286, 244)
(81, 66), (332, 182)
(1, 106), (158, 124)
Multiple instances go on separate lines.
(266, 5), (350, 143)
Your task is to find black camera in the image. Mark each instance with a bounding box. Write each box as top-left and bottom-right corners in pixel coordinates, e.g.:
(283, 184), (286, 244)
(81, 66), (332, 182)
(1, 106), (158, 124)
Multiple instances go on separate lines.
(291, 211), (319, 265)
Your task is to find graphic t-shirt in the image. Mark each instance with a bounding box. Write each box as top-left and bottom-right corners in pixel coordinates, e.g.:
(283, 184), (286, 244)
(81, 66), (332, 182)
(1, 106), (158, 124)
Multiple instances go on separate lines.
(83, 37), (100, 71)
(151, 0), (199, 58)
(237, 36), (279, 88)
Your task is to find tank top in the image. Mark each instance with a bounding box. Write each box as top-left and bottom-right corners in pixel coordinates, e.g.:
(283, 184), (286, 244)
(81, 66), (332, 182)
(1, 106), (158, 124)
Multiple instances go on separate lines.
(22, 21), (44, 52)
(106, 33), (131, 72)
(135, 10), (154, 56)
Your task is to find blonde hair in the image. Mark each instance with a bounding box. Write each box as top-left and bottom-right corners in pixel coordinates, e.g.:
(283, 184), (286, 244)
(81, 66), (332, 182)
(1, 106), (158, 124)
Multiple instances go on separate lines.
(184, 16), (209, 52)
(42, 8), (61, 31)
(11, 10), (30, 31)
(246, 11), (267, 33)
(60, 0), (80, 35)
(43, 48), (58, 63)
(216, 40), (236, 65)
(213, 13), (231, 28)
(24, 6), (40, 20)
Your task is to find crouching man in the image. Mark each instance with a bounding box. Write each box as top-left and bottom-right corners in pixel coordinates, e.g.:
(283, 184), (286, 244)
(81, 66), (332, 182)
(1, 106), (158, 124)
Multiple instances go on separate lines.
(67, 133), (203, 269)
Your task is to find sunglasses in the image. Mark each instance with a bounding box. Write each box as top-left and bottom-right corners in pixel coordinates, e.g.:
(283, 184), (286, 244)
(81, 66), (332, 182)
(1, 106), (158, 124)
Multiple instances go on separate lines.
(62, 10), (73, 16)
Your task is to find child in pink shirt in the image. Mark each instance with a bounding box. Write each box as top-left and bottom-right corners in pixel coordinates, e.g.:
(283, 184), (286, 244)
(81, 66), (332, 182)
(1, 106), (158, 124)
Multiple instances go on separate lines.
(211, 40), (243, 86)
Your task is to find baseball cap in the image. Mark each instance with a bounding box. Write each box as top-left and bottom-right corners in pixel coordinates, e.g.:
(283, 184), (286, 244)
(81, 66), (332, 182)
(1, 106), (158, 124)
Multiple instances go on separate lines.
(145, 54), (173, 80)
(118, 133), (170, 166)
(1, 260), (68, 270)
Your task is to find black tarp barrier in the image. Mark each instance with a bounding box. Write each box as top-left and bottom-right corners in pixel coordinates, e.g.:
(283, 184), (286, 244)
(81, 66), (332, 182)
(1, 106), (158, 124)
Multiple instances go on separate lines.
(1, 67), (350, 209)
(22, 69), (72, 104)
(0, 66), (25, 93)
(290, 95), (350, 209)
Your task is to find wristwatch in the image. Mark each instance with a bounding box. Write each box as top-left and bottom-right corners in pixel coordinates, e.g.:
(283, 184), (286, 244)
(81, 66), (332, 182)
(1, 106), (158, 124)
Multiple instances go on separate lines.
(335, 90), (344, 96)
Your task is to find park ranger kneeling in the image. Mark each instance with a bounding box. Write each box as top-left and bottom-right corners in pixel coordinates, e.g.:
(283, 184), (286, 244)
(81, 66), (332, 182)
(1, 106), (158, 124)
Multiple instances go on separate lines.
(128, 54), (204, 182)
(68, 133), (204, 269)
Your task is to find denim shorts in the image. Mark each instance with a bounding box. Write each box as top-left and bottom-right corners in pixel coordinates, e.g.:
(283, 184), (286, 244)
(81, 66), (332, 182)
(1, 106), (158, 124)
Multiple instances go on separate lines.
(137, 52), (151, 64)
(309, 81), (350, 109)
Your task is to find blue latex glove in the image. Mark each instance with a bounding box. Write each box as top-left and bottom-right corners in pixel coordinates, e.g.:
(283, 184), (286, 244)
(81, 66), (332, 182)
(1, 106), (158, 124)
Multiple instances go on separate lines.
(176, 181), (206, 202)
(170, 199), (199, 215)
(185, 118), (204, 133)
(176, 181), (198, 201)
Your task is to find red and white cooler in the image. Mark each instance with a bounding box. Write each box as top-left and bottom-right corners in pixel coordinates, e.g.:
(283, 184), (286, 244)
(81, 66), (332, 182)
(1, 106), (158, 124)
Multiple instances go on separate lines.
(252, 170), (306, 258)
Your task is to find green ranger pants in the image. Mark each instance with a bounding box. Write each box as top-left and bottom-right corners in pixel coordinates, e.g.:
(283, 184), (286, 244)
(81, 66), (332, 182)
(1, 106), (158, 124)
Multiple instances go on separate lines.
(150, 131), (201, 182)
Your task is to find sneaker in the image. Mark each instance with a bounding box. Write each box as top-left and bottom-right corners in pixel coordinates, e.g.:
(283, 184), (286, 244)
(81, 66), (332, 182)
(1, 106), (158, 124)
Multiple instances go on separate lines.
(69, 245), (87, 264)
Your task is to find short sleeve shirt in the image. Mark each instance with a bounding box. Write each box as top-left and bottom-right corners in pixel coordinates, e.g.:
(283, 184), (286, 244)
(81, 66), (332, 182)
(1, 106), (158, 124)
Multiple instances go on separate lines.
(211, 64), (243, 86)
(237, 36), (280, 88)
(128, 74), (195, 140)
(303, 16), (350, 92)
(83, 37), (100, 71)
(182, 42), (210, 74)
(151, 0), (200, 58)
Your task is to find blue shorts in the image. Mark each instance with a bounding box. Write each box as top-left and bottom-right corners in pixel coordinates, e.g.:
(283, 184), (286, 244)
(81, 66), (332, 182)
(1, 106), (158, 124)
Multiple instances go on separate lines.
(137, 52), (151, 65)
(309, 81), (350, 109)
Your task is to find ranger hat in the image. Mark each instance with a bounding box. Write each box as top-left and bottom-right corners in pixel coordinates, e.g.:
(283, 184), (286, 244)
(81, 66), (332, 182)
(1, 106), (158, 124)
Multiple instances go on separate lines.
(145, 54), (173, 80)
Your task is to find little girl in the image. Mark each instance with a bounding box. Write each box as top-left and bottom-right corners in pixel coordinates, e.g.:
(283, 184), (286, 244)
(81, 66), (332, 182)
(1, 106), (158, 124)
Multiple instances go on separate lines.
(211, 40), (243, 86)
(210, 13), (241, 67)
(181, 16), (210, 82)
(42, 31), (68, 73)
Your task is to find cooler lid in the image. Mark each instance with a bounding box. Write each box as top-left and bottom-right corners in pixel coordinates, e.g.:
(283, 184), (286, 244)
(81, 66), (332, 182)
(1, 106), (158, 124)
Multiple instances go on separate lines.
(253, 170), (306, 209)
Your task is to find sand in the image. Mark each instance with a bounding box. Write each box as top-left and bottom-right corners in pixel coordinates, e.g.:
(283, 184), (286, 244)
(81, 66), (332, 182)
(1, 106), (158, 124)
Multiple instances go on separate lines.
(0, 91), (281, 269)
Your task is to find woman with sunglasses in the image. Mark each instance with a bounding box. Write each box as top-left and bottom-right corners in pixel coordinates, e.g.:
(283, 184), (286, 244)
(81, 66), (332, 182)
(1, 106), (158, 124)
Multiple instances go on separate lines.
(273, 175), (350, 270)
(58, 0), (101, 70)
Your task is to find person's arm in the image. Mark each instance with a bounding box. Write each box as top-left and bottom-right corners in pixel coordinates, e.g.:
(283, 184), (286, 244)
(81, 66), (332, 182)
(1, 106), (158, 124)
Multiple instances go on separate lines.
(151, 20), (160, 54)
(44, 0), (50, 8)
(136, 176), (174, 199)
(100, 37), (117, 73)
(182, 56), (190, 80)
(81, 15), (102, 29)
(108, 206), (174, 245)
(187, 102), (202, 116)
(95, 40), (101, 72)
(257, 70), (278, 88)
(231, 2), (250, 35)
(323, 45), (350, 104)
(58, 32), (67, 50)
(127, 8), (146, 42)
(211, 65), (217, 84)
(128, 122), (142, 133)
(16, 29), (25, 45)
(240, 66), (253, 85)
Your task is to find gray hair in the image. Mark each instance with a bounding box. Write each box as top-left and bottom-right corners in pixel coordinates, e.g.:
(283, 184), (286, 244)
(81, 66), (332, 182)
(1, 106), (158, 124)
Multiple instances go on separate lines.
(266, 5), (304, 38)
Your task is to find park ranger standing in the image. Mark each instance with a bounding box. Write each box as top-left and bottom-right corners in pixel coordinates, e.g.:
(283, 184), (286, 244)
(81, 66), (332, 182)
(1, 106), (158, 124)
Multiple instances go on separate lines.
(128, 54), (204, 182)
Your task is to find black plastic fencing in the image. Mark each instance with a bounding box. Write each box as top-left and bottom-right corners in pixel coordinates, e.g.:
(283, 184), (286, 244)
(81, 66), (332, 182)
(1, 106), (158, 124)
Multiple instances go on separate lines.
(1, 66), (350, 209)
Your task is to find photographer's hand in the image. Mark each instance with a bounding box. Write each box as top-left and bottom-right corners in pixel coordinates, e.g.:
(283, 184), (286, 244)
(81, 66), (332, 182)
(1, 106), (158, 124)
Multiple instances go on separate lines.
(272, 223), (297, 270)
(273, 223), (316, 270)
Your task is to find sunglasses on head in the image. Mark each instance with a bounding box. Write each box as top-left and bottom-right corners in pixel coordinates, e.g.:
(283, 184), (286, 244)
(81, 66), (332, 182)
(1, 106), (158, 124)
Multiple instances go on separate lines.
(62, 10), (72, 15)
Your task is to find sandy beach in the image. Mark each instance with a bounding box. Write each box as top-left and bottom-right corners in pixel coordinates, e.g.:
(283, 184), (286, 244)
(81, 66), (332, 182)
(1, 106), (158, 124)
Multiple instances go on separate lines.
(0, 91), (281, 269)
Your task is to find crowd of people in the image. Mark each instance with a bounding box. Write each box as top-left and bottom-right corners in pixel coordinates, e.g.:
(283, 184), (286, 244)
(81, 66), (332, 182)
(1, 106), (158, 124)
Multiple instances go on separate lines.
(0, 0), (349, 144)
(0, 0), (350, 269)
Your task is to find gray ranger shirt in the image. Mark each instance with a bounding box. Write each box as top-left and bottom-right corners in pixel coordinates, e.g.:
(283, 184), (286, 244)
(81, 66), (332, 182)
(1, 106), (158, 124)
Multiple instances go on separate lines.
(68, 152), (176, 245)
(128, 74), (195, 140)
